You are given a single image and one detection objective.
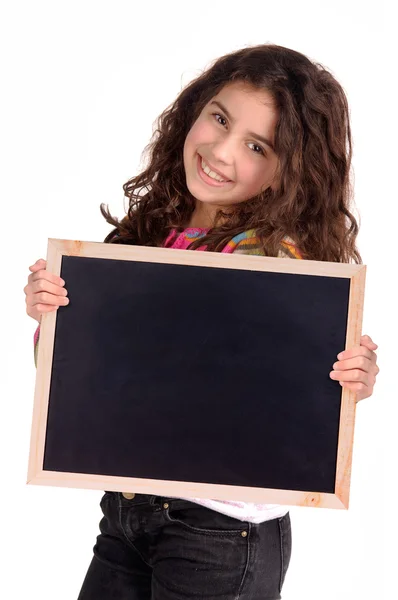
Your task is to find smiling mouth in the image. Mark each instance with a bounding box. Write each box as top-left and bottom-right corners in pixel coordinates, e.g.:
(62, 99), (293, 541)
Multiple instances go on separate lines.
(197, 154), (232, 185)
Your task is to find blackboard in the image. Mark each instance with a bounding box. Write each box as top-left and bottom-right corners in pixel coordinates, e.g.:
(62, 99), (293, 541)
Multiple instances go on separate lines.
(28, 239), (366, 509)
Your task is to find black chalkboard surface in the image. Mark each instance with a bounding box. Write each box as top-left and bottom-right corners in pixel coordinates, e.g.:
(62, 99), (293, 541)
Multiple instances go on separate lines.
(28, 239), (366, 509)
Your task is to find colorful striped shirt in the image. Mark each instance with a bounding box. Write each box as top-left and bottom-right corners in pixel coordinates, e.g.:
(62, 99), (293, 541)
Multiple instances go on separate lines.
(33, 227), (302, 523)
(163, 227), (302, 258)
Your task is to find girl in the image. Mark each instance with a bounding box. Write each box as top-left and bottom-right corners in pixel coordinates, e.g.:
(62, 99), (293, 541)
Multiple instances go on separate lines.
(24, 44), (379, 599)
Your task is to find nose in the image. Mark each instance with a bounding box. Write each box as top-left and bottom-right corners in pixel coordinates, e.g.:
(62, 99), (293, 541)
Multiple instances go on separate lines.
(210, 135), (236, 166)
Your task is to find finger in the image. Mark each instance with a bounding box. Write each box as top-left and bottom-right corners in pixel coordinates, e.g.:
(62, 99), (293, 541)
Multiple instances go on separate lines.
(24, 280), (67, 298)
(30, 279), (68, 297)
(28, 269), (65, 287)
(332, 355), (373, 373)
(361, 341), (378, 353)
(330, 369), (371, 385)
(29, 258), (47, 272)
(360, 334), (378, 349)
(337, 346), (373, 361)
(26, 291), (70, 308)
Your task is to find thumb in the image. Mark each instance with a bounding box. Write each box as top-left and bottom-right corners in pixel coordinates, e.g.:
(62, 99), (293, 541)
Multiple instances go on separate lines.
(29, 258), (47, 272)
(360, 334), (378, 350)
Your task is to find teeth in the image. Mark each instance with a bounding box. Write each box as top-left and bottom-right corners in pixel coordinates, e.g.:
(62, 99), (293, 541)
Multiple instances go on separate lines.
(201, 158), (227, 182)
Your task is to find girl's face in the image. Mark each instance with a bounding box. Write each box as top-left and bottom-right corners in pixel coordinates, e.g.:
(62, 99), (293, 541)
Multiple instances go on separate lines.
(183, 81), (279, 222)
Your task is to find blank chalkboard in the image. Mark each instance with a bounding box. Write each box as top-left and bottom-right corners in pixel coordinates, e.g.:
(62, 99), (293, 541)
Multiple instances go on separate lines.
(28, 239), (366, 509)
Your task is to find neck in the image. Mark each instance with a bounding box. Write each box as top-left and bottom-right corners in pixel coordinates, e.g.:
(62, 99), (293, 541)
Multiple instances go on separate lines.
(186, 202), (223, 229)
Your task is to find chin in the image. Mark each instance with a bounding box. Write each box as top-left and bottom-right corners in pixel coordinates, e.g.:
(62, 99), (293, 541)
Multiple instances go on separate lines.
(186, 184), (221, 206)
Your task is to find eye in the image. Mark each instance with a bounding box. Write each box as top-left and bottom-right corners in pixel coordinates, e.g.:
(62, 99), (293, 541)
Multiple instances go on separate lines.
(248, 142), (266, 156)
(211, 113), (266, 157)
(212, 112), (227, 127)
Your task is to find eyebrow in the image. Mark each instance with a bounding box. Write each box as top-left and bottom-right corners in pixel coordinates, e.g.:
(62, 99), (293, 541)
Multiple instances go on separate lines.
(209, 100), (275, 152)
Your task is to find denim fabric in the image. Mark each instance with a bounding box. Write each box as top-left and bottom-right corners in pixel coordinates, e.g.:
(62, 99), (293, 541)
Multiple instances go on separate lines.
(77, 492), (292, 599)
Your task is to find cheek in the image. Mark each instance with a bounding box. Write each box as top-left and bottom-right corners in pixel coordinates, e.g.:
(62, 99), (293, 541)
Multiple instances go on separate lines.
(243, 154), (278, 188)
(185, 119), (212, 150)
(183, 122), (205, 172)
(233, 161), (276, 200)
(238, 162), (267, 188)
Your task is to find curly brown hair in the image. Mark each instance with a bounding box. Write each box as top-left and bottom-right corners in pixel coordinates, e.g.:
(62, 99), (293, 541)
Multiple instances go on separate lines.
(101, 43), (361, 263)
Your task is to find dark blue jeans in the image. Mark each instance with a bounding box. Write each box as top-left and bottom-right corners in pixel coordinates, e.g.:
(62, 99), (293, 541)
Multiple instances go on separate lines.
(77, 492), (292, 599)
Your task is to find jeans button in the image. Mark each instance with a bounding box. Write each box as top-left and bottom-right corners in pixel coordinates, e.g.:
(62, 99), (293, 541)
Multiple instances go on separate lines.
(122, 492), (135, 500)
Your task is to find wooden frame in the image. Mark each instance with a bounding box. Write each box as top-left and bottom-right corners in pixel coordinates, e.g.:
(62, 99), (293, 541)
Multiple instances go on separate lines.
(27, 238), (366, 509)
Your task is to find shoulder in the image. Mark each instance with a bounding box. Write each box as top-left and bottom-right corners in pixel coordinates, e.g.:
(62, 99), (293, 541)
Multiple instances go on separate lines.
(224, 229), (303, 259)
(277, 235), (303, 259)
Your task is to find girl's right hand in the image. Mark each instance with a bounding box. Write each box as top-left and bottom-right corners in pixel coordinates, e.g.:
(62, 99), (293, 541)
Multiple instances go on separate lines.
(24, 258), (69, 323)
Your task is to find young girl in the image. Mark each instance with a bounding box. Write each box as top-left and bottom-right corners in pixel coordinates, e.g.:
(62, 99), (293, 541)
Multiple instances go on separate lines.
(24, 44), (379, 599)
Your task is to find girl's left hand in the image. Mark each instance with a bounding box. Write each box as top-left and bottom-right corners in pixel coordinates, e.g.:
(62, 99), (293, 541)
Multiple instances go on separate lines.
(329, 334), (380, 403)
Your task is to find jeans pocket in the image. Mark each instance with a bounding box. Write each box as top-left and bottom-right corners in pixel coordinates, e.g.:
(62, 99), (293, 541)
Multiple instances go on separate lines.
(159, 504), (249, 597)
(165, 502), (248, 536)
(278, 513), (292, 593)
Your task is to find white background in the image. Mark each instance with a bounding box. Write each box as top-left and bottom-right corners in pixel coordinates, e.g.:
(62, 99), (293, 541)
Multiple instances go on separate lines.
(1, 1), (396, 598)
